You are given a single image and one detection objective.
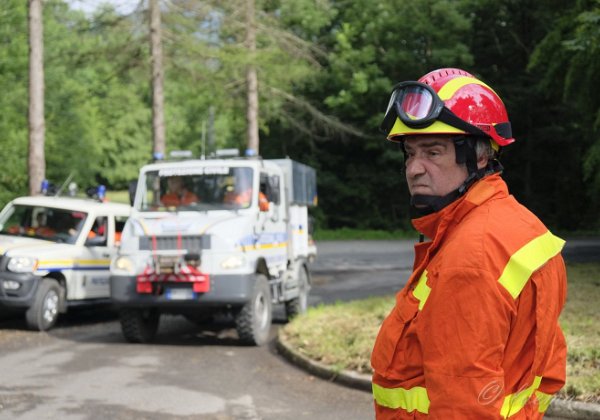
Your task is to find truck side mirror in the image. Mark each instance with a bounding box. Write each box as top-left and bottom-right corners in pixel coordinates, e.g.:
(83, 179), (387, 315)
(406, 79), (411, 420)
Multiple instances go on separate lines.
(128, 180), (138, 206)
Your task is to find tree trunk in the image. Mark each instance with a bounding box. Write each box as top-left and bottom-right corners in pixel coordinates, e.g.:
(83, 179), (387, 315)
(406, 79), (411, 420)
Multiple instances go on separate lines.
(150, 0), (166, 161)
(245, 0), (259, 156)
(28, 0), (45, 195)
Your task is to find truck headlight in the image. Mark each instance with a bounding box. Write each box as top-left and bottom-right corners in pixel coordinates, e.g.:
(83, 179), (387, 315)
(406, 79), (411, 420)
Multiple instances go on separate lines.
(112, 256), (135, 275)
(220, 255), (245, 269)
(7, 257), (39, 273)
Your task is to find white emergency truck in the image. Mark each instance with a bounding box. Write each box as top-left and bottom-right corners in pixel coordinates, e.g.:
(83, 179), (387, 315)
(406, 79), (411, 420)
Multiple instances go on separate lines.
(110, 156), (317, 345)
(0, 196), (131, 330)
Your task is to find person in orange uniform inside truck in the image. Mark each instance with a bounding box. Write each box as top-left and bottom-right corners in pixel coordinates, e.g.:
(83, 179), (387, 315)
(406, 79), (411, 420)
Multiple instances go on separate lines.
(161, 176), (199, 207)
(371, 68), (567, 419)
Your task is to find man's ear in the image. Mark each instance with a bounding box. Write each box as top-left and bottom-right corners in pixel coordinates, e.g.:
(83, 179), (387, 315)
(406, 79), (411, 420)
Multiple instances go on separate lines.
(477, 153), (489, 170)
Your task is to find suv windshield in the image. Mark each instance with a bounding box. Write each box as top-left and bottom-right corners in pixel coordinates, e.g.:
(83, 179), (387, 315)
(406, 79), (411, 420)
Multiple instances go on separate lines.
(139, 166), (255, 212)
(0, 205), (88, 244)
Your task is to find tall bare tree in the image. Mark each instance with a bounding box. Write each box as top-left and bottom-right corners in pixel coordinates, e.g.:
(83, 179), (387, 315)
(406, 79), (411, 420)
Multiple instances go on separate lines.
(245, 0), (259, 155)
(28, 0), (45, 194)
(150, 0), (166, 160)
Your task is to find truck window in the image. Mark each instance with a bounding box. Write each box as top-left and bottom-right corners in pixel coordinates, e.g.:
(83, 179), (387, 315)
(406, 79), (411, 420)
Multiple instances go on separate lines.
(140, 167), (255, 212)
(260, 174), (280, 205)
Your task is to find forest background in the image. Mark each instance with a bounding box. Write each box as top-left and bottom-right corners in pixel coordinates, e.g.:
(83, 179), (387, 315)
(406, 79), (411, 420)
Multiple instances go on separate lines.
(1, 0), (600, 233)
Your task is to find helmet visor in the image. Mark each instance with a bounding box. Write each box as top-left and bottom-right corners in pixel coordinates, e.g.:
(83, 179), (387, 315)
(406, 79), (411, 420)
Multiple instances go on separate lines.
(380, 82), (444, 133)
(380, 81), (487, 138)
(399, 85), (436, 120)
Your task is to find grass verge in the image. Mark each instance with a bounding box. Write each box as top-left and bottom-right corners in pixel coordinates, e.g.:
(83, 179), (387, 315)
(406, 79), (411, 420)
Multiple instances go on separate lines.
(280, 262), (600, 402)
(313, 228), (415, 241)
(105, 190), (131, 204)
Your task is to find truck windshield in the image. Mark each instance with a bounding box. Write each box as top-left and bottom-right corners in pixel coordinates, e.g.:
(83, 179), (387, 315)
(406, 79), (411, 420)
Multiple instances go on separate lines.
(139, 166), (255, 212)
(0, 205), (88, 244)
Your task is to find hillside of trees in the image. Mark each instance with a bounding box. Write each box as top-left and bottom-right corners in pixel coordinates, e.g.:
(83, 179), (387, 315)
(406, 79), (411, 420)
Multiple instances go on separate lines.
(1, 0), (599, 232)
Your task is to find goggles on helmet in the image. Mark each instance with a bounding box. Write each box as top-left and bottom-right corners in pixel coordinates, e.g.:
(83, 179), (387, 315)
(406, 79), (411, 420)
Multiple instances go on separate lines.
(379, 81), (487, 138)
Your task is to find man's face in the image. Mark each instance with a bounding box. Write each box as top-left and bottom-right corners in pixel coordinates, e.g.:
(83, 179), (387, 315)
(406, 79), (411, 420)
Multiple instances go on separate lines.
(168, 177), (183, 192)
(403, 135), (468, 197)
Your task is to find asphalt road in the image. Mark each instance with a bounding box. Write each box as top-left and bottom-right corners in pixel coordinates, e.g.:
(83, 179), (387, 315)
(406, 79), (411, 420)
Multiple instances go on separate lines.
(0, 239), (597, 419)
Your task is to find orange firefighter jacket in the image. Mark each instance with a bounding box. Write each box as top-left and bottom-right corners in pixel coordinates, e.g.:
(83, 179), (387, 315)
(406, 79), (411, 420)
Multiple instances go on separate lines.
(161, 190), (200, 207)
(371, 174), (567, 419)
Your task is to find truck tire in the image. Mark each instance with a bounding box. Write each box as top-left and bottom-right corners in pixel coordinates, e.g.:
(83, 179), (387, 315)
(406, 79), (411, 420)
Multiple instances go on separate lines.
(119, 308), (160, 343)
(26, 278), (63, 331)
(285, 265), (309, 321)
(235, 274), (272, 346)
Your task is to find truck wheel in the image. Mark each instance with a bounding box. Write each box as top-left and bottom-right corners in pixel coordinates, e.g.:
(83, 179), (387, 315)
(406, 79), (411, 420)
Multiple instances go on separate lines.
(26, 279), (63, 331)
(235, 274), (272, 346)
(119, 308), (160, 343)
(285, 265), (310, 321)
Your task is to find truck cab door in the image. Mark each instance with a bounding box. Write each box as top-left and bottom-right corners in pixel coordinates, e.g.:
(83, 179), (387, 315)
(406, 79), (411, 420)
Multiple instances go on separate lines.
(258, 172), (287, 274)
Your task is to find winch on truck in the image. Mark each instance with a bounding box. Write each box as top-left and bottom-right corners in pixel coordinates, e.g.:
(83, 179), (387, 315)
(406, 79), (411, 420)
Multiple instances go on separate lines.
(110, 153), (317, 345)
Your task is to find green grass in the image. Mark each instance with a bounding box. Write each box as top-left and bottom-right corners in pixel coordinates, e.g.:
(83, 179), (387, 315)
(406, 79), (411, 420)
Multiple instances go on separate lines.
(105, 190), (131, 205)
(558, 263), (600, 402)
(280, 297), (394, 374)
(281, 262), (600, 402)
(313, 228), (415, 241)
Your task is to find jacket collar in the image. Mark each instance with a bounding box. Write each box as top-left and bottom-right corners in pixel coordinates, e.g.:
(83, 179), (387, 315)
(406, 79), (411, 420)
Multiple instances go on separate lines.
(411, 173), (508, 241)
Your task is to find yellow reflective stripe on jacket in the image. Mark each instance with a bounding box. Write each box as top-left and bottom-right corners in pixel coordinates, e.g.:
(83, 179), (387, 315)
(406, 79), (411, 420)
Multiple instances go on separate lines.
(372, 383), (430, 414)
(498, 231), (565, 299)
(500, 376), (542, 418)
(535, 390), (553, 413)
(413, 270), (431, 310)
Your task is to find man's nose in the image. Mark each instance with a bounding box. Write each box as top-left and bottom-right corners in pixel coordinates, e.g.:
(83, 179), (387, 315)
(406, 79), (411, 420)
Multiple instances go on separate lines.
(405, 157), (426, 178)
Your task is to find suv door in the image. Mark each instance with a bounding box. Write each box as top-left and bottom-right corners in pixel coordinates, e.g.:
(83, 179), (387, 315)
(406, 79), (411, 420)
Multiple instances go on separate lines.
(79, 215), (114, 299)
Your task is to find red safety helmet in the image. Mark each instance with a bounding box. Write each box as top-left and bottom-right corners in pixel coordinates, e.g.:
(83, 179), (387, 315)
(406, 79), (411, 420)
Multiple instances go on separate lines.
(380, 68), (515, 148)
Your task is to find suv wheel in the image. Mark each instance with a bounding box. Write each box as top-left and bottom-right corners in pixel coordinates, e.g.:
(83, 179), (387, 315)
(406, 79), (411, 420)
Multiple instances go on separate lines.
(26, 279), (63, 331)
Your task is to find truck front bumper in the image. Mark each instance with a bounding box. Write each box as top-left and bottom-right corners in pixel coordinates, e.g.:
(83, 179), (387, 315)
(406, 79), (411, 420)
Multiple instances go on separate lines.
(0, 272), (40, 310)
(110, 273), (257, 308)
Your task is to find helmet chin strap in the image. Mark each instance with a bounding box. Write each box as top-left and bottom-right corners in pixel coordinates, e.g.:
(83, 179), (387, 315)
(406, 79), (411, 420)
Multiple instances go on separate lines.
(409, 136), (503, 218)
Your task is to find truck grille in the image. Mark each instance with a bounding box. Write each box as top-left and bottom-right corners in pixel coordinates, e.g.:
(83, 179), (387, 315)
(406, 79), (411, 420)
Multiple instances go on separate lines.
(139, 235), (211, 251)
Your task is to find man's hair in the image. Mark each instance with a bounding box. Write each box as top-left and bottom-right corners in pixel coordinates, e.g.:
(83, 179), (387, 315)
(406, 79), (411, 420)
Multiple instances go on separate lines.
(475, 137), (498, 161)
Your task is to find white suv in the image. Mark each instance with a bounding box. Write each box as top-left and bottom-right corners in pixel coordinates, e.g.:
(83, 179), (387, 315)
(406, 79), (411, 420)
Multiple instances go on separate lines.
(0, 195), (131, 330)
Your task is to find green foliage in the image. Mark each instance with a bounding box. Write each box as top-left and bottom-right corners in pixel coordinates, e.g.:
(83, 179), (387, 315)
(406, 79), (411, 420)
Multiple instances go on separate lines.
(0, 0), (29, 204)
(43, 1), (151, 189)
(526, 0), (600, 227)
(262, 0), (474, 229)
(1, 0), (599, 230)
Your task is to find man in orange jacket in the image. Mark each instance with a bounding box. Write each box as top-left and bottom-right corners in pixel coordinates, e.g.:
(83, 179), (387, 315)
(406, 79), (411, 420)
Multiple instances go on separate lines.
(372, 68), (567, 419)
(161, 176), (200, 207)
